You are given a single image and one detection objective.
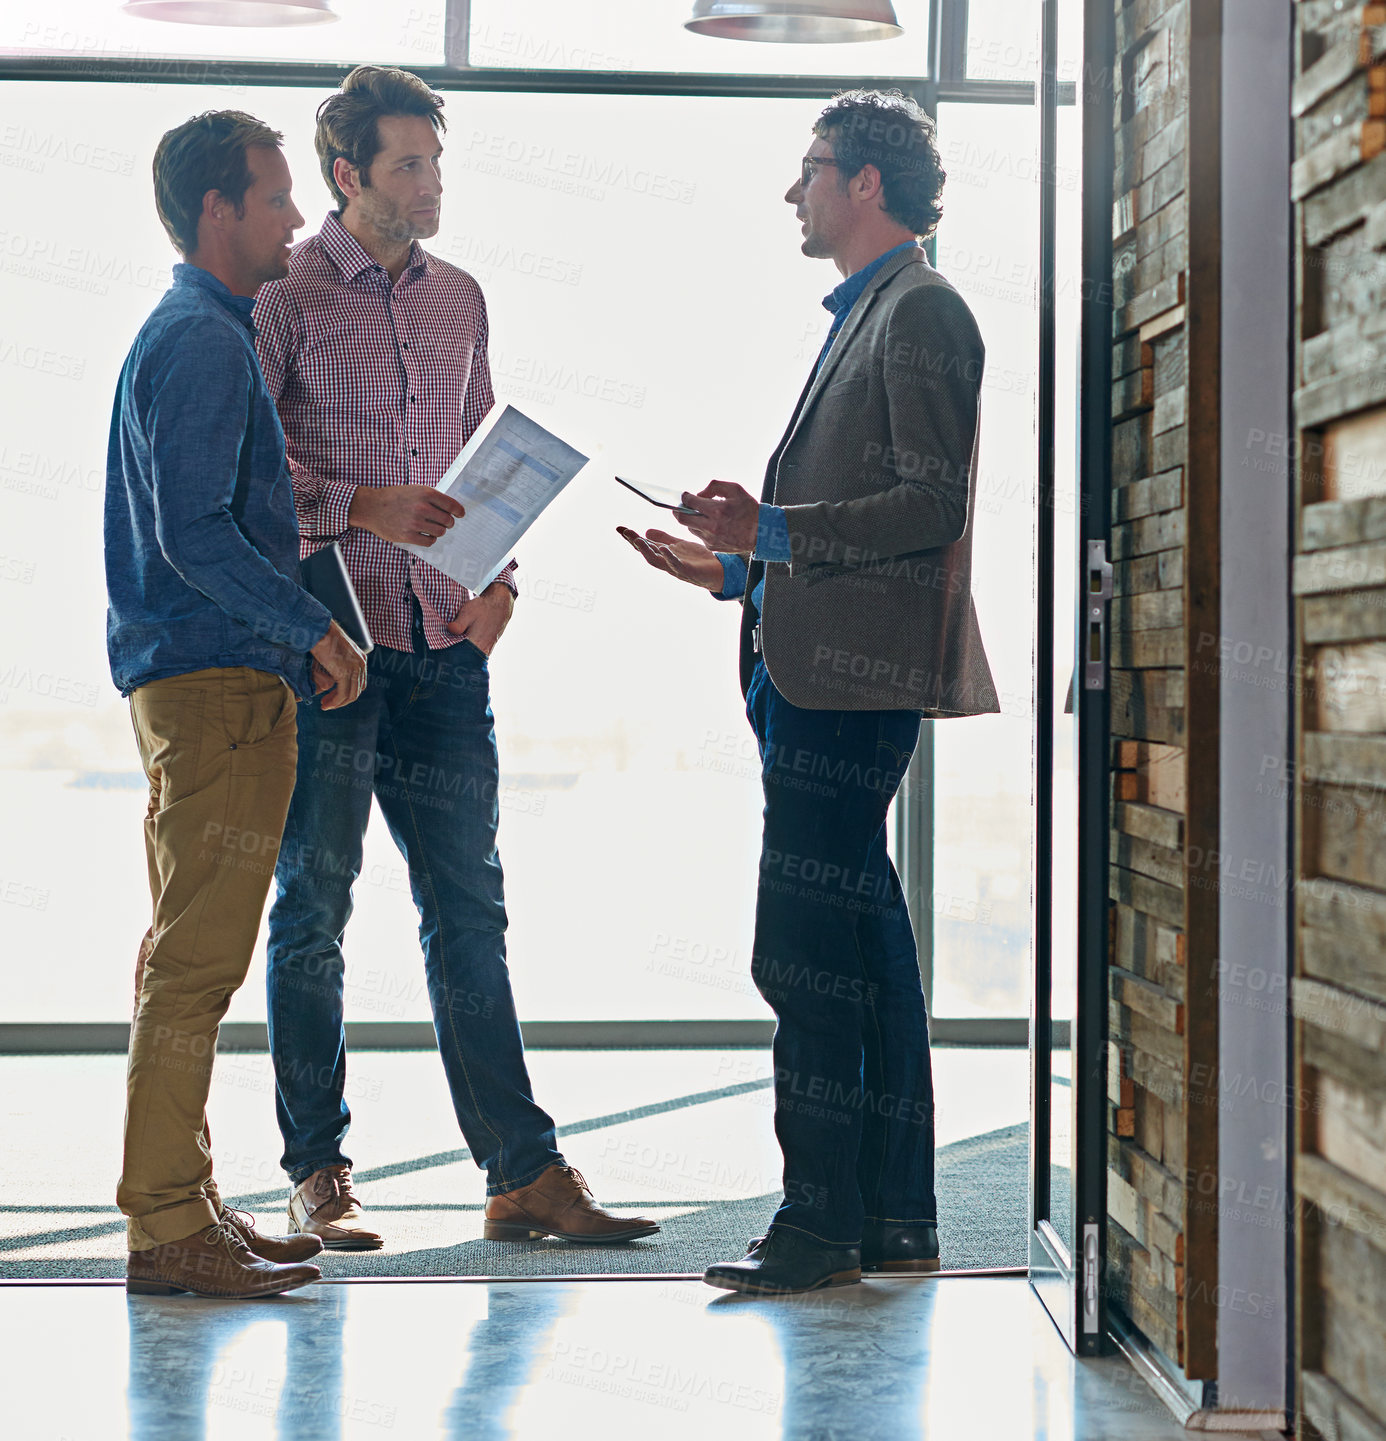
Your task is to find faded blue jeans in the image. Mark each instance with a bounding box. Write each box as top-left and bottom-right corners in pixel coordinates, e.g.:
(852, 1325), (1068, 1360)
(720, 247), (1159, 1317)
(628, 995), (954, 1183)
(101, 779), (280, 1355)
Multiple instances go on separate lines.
(266, 633), (561, 1194)
(746, 657), (936, 1247)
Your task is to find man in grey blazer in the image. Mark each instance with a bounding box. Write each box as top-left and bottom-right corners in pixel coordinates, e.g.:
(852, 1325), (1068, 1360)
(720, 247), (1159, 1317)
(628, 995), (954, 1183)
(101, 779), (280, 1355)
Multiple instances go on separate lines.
(621, 90), (997, 1294)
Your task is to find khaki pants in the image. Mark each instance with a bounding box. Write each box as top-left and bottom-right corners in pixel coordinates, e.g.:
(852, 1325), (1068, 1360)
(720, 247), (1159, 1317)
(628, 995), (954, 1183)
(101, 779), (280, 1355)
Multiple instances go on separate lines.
(118, 666), (298, 1250)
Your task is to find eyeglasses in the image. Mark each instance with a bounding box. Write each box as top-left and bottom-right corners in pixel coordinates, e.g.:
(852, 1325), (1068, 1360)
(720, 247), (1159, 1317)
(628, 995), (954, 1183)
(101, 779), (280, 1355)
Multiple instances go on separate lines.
(800, 155), (840, 187)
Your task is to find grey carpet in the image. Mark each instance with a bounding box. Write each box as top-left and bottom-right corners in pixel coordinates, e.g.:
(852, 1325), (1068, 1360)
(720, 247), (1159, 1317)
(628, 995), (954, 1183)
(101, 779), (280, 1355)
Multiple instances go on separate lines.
(0, 1122), (1027, 1280)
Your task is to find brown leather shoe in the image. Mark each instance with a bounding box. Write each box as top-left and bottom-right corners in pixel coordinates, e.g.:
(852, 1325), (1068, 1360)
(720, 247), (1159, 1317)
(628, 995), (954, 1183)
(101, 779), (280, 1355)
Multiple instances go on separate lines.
(288, 1165), (383, 1251)
(483, 1165), (660, 1244)
(204, 1181), (324, 1264)
(126, 1218), (321, 1298)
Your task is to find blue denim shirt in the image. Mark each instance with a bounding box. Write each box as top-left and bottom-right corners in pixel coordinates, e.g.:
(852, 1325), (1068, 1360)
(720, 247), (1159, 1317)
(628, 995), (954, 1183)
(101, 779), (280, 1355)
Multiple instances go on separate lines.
(105, 264), (330, 698)
(714, 240), (921, 608)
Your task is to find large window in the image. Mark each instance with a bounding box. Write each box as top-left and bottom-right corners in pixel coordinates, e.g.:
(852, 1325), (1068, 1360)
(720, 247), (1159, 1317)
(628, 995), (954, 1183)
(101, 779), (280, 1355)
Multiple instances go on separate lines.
(0, 2), (1053, 1038)
(1, 83), (868, 1025)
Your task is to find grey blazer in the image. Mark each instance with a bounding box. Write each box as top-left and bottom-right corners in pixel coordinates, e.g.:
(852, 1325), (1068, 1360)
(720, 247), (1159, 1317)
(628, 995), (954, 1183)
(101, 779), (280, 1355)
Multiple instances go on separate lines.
(740, 247), (999, 717)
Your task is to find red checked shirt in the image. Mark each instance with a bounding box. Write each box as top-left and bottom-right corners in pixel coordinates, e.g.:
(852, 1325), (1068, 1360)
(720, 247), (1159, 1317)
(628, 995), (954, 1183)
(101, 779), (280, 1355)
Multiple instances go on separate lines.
(254, 211), (517, 653)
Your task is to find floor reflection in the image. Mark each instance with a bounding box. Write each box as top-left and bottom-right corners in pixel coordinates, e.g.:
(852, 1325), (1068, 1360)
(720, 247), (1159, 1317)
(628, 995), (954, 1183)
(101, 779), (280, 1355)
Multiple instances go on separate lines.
(0, 1276), (1211, 1440)
(127, 1290), (325, 1441)
(706, 1284), (932, 1440)
(442, 1285), (570, 1441)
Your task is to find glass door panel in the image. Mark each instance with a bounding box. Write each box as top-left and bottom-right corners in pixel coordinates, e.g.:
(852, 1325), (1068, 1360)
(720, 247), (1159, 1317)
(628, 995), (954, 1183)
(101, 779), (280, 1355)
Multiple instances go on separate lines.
(1029, 0), (1111, 1355)
(930, 99), (1041, 1024)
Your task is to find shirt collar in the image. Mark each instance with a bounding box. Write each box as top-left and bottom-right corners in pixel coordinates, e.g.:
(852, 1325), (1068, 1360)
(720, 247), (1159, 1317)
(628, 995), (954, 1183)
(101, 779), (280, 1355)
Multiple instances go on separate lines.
(171, 262), (257, 330)
(319, 209), (431, 284)
(822, 239), (921, 319)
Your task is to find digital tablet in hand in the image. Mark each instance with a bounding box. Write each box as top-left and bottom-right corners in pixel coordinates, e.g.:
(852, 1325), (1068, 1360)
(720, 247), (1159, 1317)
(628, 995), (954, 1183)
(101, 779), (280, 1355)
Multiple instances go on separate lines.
(614, 476), (703, 516)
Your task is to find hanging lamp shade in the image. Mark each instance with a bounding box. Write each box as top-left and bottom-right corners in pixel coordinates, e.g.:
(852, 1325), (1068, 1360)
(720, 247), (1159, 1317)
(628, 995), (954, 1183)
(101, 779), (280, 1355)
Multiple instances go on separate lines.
(121, 0), (336, 25)
(685, 1), (902, 43)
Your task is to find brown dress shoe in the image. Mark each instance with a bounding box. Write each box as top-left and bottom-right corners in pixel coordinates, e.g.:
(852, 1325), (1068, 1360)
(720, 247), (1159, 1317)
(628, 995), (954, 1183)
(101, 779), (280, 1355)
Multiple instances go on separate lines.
(204, 1180), (324, 1264)
(483, 1165), (660, 1244)
(126, 1218), (321, 1298)
(288, 1165), (384, 1251)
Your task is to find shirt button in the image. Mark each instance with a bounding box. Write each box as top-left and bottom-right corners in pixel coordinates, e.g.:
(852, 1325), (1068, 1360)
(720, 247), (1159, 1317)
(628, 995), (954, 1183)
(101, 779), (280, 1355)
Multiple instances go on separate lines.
(409, 395), (416, 403)
(402, 342), (409, 350)
(411, 448), (419, 456)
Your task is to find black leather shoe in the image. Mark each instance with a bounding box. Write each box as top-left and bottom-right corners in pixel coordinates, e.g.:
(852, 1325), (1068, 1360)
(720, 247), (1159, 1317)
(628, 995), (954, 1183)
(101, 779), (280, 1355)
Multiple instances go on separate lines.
(745, 1223), (940, 1274)
(705, 1228), (861, 1295)
(861, 1221), (940, 1274)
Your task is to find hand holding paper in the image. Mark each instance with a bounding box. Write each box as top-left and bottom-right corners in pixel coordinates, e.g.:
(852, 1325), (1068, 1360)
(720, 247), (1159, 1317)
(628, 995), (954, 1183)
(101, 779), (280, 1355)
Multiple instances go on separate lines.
(400, 405), (589, 593)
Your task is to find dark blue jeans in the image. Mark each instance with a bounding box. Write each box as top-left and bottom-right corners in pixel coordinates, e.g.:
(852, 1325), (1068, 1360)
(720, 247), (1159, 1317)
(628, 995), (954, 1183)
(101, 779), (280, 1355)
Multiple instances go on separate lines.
(266, 636), (561, 1194)
(747, 658), (937, 1247)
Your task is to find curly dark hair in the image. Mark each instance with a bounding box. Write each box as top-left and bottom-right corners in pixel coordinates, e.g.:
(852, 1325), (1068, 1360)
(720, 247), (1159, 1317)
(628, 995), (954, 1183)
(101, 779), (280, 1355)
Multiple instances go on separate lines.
(152, 110), (284, 258)
(813, 90), (945, 239)
(315, 65), (447, 210)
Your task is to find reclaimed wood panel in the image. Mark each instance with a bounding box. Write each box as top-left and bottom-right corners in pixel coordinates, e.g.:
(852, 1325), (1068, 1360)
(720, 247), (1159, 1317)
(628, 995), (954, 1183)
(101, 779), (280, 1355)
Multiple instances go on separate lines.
(1324, 408), (1386, 501)
(1314, 642), (1386, 730)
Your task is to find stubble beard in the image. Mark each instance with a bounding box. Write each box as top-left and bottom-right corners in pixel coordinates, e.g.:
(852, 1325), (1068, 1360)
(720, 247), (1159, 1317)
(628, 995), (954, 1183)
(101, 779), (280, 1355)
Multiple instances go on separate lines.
(361, 189), (439, 246)
(248, 247), (292, 291)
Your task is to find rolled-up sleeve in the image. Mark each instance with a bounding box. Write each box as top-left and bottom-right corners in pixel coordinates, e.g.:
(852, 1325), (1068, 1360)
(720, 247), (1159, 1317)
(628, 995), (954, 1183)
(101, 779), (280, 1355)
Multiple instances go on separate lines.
(711, 552), (748, 601)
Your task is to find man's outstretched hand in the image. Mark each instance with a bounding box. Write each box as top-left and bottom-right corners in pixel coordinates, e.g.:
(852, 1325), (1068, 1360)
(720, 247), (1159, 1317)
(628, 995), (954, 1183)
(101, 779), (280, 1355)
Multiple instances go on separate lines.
(617, 527), (727, 591)
(310, 620), (368, 710)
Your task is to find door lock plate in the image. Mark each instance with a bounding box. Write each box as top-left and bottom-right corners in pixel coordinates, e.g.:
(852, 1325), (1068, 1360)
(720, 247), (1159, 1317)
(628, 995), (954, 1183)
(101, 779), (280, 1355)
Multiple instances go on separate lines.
(1083, 539), (1114, 691)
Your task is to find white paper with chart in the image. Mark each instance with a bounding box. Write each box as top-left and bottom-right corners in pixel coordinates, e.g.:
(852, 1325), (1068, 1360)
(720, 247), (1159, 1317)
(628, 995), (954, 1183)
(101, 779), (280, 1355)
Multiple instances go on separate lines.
(400, 404), (588, 592)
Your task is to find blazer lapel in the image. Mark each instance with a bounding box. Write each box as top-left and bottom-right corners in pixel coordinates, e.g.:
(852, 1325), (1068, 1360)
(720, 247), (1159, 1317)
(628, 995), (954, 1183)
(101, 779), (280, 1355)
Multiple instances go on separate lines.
(779, 247), (931, 461)
(761, 364), (819, 503)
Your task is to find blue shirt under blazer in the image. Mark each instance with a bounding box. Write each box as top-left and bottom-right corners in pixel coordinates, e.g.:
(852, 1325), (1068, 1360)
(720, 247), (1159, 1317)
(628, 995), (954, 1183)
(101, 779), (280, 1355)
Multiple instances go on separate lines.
(738, 245), (998, 716)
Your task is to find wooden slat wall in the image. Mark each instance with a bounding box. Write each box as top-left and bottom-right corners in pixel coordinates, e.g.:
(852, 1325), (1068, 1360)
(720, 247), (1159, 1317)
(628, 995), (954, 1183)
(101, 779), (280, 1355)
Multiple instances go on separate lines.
(1294, 3), (1386, 1437)
(1105, 0), (1219, 1378)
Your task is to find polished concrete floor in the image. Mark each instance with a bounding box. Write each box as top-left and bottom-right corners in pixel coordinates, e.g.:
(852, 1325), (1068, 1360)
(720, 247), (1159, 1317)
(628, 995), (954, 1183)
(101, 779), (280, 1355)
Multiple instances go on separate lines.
(1, 1276), (1278, 1441)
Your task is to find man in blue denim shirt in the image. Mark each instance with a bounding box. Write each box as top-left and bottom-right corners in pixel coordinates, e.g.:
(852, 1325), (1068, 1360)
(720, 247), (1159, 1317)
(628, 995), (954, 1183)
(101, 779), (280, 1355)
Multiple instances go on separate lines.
(106, 110), (367, 1301)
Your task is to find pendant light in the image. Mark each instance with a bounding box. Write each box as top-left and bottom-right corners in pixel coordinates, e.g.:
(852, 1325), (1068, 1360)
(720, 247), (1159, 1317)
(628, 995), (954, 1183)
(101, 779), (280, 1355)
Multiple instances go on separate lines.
(685, 1), (902, 43)
(121, 0), (337, 25)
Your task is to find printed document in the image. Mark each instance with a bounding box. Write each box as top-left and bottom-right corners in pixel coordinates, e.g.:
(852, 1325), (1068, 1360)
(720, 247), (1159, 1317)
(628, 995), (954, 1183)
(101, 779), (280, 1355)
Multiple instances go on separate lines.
(401, 405), (588, 592)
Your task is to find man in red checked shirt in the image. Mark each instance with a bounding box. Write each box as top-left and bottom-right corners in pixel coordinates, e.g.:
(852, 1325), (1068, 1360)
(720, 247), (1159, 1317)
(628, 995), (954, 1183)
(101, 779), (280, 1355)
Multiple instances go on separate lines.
(254, 65), (657, 1253)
